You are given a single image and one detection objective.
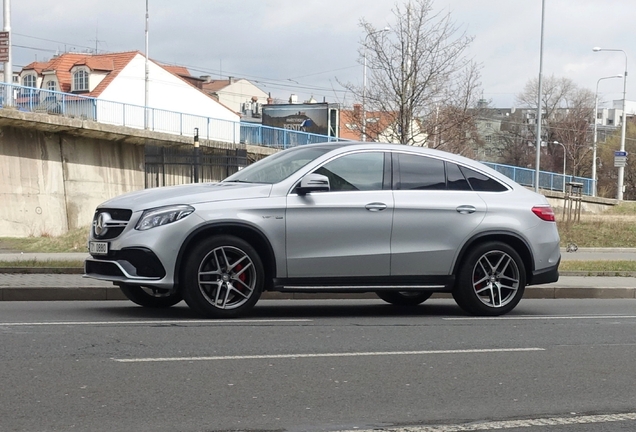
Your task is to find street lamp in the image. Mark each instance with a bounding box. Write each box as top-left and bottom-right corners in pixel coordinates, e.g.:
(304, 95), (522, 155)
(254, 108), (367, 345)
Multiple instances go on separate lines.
(593, 47), (628, 200)
(552, 141), (566, 193)
(592, 74), (622, 197)
(362, 26), (390, 142)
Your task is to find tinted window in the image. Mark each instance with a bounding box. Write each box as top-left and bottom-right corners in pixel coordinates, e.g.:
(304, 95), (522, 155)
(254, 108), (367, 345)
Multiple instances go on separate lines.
(446, 162), (472, 191)
(459, 166), (507, 192)
(314, 152), (384, 192)
(396, 154), (446, 190)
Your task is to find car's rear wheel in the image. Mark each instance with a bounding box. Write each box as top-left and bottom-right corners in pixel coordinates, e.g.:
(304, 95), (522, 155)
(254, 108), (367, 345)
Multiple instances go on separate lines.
(376, 291), (432, 306)
(118, 284), (182, 308)
(182, 235), (263, 318)
(453, 242), (526, 316)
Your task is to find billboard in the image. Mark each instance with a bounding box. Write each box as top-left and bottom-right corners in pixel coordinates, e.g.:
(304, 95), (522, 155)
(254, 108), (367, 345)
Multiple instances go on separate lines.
(262, 103), (339, 137)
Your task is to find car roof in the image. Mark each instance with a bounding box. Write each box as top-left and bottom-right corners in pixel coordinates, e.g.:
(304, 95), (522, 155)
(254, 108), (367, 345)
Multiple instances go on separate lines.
(296, 141), (517, 189)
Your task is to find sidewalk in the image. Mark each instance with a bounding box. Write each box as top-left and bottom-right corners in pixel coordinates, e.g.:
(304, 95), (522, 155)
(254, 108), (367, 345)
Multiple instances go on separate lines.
(0, 250), (635, 301)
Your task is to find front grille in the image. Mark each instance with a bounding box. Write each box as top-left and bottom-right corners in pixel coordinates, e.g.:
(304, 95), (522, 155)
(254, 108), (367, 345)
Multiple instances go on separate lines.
(92, 208), (132, 240)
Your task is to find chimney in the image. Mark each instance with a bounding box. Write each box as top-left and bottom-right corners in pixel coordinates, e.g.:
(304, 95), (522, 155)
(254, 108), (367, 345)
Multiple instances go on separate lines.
(353, 104), (362, 115)
(200, 75), (212, 83)
(229, 76), (234, 84)
(267, 92), (273, 105)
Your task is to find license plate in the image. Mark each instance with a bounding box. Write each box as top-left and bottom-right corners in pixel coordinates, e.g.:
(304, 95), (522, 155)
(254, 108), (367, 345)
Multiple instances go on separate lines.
(89, 241), (109, 255)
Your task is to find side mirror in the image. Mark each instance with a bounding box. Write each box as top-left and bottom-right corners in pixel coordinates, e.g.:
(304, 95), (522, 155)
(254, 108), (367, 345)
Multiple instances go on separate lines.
(296, 173), (330, 195)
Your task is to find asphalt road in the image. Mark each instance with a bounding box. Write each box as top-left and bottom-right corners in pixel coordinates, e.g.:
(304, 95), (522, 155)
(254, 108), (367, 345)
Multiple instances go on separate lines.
(2, 299), (636, 432)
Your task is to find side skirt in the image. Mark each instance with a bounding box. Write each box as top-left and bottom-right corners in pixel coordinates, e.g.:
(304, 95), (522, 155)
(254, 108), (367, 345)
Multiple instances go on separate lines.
(272, 275), (455, 293)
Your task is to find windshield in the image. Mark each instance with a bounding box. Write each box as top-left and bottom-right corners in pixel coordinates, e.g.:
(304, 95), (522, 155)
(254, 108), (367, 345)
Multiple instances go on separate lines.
(224, 146), (333, 184)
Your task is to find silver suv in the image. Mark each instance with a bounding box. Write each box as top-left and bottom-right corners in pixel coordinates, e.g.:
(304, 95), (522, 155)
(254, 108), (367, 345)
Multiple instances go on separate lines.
(85, 142), (560, 317)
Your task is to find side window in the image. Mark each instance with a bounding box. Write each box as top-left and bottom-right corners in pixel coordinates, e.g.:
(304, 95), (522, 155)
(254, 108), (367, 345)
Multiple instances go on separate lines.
(459, 166), (507, 192)
(396, 153), (446, 190)
(446, 162), (472, 191)
(314, 152), (384, 192)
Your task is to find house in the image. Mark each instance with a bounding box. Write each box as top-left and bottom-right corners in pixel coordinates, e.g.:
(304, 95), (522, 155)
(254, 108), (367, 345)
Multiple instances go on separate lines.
(178, 75), (269, 122)
(340, 104), (427, 145)
(18, 51), (240, 132)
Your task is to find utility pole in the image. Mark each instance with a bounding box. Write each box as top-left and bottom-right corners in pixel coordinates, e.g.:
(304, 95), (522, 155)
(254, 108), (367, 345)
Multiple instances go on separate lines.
(144, 0), (150, 129)
(3, 0), (12, 90)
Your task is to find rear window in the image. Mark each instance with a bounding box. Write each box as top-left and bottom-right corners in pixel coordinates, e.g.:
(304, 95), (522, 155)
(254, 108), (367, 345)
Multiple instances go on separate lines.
(459, 166), (507, 192)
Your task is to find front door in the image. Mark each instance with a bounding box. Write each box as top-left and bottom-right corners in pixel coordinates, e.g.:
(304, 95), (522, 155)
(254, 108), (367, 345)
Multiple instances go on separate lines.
(285, 151), (393, 278)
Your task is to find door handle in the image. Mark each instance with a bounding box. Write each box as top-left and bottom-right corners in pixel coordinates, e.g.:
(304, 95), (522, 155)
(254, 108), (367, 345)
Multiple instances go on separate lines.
(456, 205), (476, 214)
(365, 202), (387, 212)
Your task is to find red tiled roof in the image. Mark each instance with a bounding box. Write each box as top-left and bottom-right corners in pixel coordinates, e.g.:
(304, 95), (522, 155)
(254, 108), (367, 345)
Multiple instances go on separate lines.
(202, 80), (232, 93)
(22, 51), (140, 95)
(162, 65), (190, 77)
(339, 107), (396, 141)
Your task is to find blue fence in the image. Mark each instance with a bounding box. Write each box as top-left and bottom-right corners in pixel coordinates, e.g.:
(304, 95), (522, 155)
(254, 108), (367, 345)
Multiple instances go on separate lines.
(482, 162), (593, 196)
(2, 82), (593, 194)
(0, 83), (348, 148)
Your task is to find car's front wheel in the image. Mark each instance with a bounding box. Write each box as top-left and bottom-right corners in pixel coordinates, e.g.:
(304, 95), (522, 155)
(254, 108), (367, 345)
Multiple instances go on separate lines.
(376, 291), (432, 306)
(453, 242), (526, 316)
(118, 284), (183, 308)
(182, 235), (264, 318)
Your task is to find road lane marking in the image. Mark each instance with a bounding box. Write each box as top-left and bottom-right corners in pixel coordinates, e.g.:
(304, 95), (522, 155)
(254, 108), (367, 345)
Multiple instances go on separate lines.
(0, 319), (312, 326)
(337, 412), (636, 431)
(444, 315), (636, 320)
(112, 347), (544, 363)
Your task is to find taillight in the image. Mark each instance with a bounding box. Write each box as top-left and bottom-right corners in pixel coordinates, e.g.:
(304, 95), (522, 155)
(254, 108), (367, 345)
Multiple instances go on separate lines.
(532, 205), (555, 222)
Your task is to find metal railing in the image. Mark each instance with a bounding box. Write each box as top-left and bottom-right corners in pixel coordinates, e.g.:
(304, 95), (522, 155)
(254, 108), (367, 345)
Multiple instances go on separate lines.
(2, 83), (594, 194)
(0, 83), (347, 148)
(482, 162), (593, 196)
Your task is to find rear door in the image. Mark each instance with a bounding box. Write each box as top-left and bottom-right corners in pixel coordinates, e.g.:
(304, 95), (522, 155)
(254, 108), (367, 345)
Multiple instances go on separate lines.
(390, 152), (487, 276)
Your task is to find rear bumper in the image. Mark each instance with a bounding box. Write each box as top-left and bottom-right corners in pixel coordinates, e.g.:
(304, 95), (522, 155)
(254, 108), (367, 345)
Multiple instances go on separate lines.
(529, 258), (560, 285)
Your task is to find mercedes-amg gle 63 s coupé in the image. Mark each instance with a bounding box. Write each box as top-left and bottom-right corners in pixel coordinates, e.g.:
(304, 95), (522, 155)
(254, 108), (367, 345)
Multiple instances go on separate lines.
(85, 142), (560, 318)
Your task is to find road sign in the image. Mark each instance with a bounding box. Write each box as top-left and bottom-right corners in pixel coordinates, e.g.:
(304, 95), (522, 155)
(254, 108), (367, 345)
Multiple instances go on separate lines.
(0, 31), (8, 63)
(615, 150), (628, 168)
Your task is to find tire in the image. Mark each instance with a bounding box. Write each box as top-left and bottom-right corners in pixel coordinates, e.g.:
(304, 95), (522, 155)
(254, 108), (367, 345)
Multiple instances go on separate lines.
(376, 291), (432, 306)
(453, 241), (526, 316)
(119, 284), (183, 308)
(182, 235), (264, 318)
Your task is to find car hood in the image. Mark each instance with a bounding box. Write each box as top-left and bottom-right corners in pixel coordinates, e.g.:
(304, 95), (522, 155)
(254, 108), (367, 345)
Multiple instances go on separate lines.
(99, 182), (273, 212)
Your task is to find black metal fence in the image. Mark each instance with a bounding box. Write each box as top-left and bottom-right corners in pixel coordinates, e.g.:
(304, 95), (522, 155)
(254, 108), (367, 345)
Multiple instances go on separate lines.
(145, 145), (249, 188)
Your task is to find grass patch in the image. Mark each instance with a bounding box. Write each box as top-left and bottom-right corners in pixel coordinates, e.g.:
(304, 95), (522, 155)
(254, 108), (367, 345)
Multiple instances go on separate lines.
(557, 218), (636, 248)
(0, 259), (84, 268)
(0, 227), (89, 253)
(559, 260), (636, 272)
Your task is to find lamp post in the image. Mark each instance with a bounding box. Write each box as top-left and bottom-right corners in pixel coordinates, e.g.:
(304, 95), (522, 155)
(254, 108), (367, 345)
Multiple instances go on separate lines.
(592, 74), (622, 196)
(362, 26), (390, 142)
(593, 47), (628, 200)
(552, 141), (566, 192)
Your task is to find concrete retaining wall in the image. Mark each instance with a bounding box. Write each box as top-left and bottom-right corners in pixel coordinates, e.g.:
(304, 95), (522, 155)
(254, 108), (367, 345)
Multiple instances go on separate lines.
(0, 110), (275, 238)
(0, 125), (144, 236)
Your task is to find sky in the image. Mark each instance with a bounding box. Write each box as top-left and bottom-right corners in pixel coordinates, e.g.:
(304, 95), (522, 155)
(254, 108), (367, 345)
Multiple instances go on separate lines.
(6, 0), (636, 109)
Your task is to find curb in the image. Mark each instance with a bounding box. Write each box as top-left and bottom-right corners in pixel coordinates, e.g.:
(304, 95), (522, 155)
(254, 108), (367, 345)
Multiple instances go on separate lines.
(3, 268), (636, 278)
(1, 287), (635, 302)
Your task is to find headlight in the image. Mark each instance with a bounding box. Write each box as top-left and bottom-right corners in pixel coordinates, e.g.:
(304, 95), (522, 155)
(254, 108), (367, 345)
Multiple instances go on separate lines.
(135, 205), (194, 231)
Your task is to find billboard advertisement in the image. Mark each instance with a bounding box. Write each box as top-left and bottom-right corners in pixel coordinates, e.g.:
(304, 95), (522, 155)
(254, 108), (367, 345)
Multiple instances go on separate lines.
(262, 103), (339, 137)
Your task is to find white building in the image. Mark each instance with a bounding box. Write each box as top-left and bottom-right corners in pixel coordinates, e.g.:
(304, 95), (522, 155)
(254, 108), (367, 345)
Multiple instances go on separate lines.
(18, 52), (240, 141)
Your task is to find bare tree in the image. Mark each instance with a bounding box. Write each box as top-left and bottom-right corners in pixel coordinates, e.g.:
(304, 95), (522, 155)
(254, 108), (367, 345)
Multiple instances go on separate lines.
(343, 0), (481, 148)
(515, 75), (595, 177)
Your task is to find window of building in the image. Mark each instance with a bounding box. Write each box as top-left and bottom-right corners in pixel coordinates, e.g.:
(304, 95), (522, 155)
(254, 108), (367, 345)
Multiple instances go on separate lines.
(22, 74), (36, 88)
(46, 80), (56, 92)
(73, 70), (89, 92)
